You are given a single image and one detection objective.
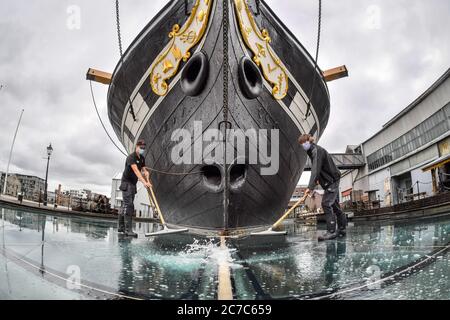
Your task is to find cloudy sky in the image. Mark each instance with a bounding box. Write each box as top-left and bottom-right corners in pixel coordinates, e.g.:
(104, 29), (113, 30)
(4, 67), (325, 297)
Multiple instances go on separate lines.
(0, 0), (449, 195)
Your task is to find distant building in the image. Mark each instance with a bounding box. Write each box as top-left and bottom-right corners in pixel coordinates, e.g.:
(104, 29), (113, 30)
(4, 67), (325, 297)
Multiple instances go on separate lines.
(111, 173), (154, 218)
(291, 185), (307, 200)
(47, 191), (56, 204)
(340, 68), (450, 207)
(111, 173), (123, 210)
(0, 172), (45, 200)
(56, 192), (72, 208)
(69, 189), (91, 200)
(2, 174), (21, 197)
(290, 185), (323, 214)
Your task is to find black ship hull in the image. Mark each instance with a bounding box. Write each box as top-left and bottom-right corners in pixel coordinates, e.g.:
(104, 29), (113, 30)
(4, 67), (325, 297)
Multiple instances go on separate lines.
(107, 0), (330, 234)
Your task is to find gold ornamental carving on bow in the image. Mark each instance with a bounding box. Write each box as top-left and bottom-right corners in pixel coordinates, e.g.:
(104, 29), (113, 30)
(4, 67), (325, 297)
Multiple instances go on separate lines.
(234, 0), (288, 100)
(150, 0), (213, 96)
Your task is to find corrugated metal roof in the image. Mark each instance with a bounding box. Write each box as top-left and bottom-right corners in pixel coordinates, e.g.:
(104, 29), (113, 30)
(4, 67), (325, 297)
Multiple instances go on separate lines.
(362, 68), (450, 145)
(382, 68), (450, 129)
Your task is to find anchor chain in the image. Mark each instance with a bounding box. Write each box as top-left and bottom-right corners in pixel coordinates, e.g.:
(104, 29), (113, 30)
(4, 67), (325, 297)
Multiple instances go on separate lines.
(115, 0), (123, 57)
(305, 0), (322, 120)
(115, 0), (137, 122)
(222, 0), (230, 125)
(222, 0), (231, 233)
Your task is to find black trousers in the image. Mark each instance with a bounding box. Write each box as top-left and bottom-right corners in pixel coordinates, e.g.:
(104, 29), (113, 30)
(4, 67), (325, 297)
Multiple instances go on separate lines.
(321, 181), (347, 232)
(120, 182), (137, 216)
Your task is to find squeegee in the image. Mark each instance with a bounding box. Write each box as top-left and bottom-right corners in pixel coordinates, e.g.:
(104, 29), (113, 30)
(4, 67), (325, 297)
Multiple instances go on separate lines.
(145, 184), (188, 237)
(251, 194), (309, 236)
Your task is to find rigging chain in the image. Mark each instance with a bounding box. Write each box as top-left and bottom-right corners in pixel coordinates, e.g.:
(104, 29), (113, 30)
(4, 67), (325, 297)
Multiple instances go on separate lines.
(115, 0), (137, 122)
(222, 0), (230, 125)
(305, 0), (322, 120)
(98, 1), (202, 176)
(90, 80), (203, 176)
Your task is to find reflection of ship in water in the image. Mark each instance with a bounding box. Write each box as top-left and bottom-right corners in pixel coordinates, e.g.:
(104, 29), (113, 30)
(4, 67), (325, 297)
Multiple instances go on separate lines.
(107, 0), (331, 233)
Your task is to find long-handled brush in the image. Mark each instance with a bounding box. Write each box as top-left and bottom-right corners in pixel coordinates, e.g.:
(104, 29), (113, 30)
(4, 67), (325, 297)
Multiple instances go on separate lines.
(251, 194), (309, 237)
(145, 184), (188, 237)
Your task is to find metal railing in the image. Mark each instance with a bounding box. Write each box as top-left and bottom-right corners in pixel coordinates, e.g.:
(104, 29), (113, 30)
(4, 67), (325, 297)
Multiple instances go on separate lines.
(304, 153), (366, 171)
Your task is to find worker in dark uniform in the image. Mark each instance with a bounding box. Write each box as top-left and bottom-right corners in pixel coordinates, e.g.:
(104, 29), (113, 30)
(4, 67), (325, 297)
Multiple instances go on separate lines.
(298, 134), (347, 241)
(119, 140), (152, 237)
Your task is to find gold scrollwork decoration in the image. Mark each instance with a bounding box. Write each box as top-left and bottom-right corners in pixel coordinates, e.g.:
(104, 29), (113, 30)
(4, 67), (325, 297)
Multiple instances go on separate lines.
(150, 0), (213, 96)
(234, 0), (289, 100)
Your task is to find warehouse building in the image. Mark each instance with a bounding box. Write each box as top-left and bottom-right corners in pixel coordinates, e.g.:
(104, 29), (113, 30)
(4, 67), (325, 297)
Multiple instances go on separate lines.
(110, 172), (154, 218)
(0, 172), (45, 201)
(340, 68), (450, 208)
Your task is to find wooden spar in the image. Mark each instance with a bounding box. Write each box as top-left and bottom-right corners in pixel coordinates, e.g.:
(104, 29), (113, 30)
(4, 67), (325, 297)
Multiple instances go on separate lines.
(217, 236), (233, 300)
(323, 65), (348, 82)
(86, 68), (112, 85)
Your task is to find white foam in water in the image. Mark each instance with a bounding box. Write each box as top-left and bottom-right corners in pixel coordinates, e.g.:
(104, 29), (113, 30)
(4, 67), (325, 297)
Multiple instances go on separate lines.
(129, 237), (245, 278)
(211, 243), (242, 270)
(182, 238), (218, 258)
(133, 242), (211, 271)
(183, 238), (242, 270)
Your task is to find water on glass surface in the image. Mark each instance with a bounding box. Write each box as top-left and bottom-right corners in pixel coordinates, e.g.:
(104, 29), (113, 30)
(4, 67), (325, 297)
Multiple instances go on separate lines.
(0, 204), (449, 300)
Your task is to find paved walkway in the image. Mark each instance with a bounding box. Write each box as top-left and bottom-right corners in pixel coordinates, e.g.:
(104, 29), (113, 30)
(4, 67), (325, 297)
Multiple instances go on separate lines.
(0, 195), (158, 223)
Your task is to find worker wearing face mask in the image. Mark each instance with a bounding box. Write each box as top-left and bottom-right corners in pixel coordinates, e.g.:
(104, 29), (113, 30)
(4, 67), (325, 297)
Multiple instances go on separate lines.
(118, 140), (152, 237)
(298, 134), (347, 241)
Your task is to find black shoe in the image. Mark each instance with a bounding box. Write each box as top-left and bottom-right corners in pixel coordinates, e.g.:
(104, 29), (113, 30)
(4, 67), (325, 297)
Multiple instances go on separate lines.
(337, 229), (346, 237)
(125, 231), (138, 238)
(118, 215), (125, 234)
(124, 215), (138, 238)
(318, 231), (337, 241)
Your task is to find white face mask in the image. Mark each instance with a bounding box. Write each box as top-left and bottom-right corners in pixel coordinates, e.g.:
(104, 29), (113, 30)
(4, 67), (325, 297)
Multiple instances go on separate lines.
(139, 148), (146, 156)
(302, 142), (311, 151)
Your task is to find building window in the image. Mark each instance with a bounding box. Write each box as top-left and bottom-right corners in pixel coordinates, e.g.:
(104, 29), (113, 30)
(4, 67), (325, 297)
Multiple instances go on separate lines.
(367, 103), (450, 171)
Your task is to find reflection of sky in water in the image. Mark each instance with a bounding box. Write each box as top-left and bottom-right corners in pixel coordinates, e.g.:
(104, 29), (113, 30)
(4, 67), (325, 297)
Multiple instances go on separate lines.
(233, 221), (450, 299)
(0, 205), (449, 300)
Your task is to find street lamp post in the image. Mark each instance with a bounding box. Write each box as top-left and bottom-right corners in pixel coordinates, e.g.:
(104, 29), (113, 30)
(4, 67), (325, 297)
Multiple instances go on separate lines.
(43, 143), (53, 206)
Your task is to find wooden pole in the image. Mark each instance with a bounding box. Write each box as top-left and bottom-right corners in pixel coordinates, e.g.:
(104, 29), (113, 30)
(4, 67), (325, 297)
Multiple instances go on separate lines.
(147, 186), (166, 226)
(217, 236), (233, 300)
(272, 194), (308, 230)
(431, 168), (438, 194)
